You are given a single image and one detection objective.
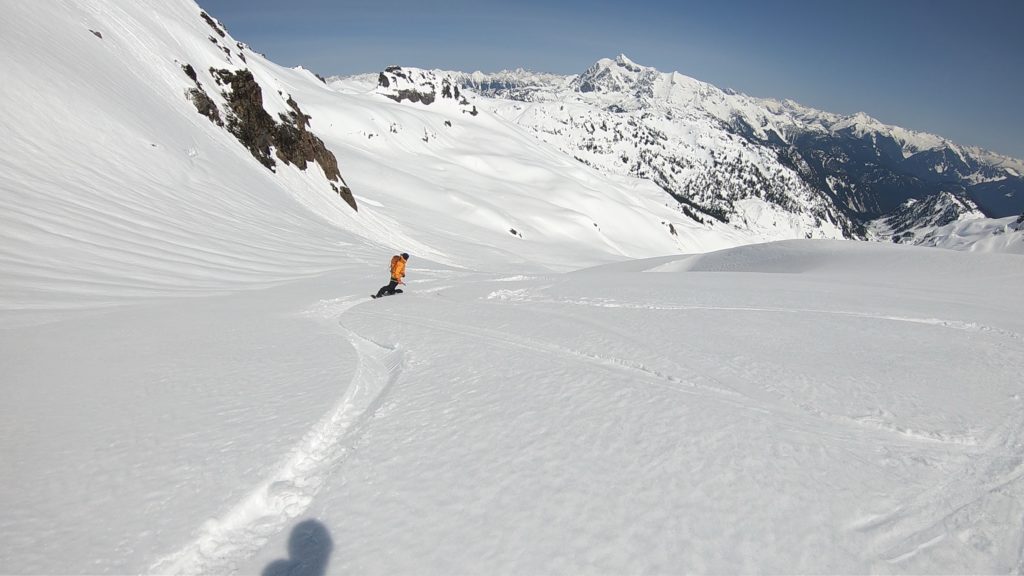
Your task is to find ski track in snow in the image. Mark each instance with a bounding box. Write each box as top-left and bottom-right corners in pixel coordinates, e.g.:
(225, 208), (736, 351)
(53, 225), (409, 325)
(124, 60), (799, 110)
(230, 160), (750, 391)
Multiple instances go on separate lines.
(354, 308), (767, 416)
(486, 292), (1024, 342)
(483, 290), (1018, 447)
(851, 407), (1024, 569)
(434, 292), (1024, 569)
(148, 299), (403, 575)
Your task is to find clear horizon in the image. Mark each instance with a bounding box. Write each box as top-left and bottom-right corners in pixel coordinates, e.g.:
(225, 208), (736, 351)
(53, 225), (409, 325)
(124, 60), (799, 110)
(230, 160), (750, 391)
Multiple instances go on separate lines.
(200, 0), (1023, 159)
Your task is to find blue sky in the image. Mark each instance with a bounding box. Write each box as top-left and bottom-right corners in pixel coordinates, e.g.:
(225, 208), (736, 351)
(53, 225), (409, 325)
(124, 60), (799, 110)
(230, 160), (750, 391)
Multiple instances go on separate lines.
(200, 0), (1023, 159)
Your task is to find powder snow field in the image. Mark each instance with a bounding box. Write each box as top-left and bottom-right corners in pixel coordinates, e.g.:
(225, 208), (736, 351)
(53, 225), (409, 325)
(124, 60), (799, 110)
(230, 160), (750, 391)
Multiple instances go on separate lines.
(2, 1), (1024, 575)
(4, 241), (1024, 574)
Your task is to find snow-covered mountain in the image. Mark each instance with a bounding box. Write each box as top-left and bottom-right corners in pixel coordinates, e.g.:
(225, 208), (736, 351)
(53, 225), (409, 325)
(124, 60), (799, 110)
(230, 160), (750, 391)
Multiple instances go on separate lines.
(908, 212), (1024, 254)
(449, 54), (1024, 241)
(2, 2), (1024, 575)
(2, 4), (771, 322)
(866, 192), (1024, 253)
(869, 191), (985, 243)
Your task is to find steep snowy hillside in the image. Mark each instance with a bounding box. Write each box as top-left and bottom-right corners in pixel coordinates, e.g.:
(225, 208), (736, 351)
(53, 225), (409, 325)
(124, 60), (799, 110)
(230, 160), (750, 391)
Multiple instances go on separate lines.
(1, 2), (765, 331)
(0, 0), (372, 326)
(310, 64), (754, 271)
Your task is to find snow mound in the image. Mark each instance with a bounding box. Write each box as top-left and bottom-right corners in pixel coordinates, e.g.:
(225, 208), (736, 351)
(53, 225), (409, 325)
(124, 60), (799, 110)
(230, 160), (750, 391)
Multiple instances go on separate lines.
(647, 238), (1022, 280)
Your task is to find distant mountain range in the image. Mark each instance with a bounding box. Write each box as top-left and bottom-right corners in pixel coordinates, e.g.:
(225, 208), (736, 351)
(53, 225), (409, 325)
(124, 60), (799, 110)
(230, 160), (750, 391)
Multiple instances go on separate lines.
(349, 54), (1024, 245)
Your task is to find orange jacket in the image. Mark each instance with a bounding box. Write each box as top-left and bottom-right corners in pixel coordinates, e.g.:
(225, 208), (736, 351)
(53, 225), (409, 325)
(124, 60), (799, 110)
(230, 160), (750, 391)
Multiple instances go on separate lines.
(390, 255), (406, 281)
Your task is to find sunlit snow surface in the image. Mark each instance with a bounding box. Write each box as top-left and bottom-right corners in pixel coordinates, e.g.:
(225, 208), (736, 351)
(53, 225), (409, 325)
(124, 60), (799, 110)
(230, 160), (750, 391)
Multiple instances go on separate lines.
(4, 242), (1023, 574)
(1, 0), (1023, 574)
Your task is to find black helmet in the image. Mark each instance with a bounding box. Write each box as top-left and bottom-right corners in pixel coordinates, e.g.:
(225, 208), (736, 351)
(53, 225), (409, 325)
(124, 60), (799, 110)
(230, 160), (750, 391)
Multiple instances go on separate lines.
(401, 252), (409, 260)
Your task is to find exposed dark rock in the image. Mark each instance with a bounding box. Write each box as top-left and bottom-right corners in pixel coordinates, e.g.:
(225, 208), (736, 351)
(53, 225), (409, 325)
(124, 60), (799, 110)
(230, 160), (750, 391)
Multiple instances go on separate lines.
(182, 63), (221, 125)
(90, 29), (102, 39)
(208, 68), (356, 210)
(182, 63), (198, 83)
(276, 96), (342, 182)
(377, 73), (390, 88)
(668, 223), (677, 236)
(385, 89), (435, 105)
(212, 68), (278, 170)
(330, 182), (358, 212)
(200, 11), (226, 37)
(186, 87), (223, 126)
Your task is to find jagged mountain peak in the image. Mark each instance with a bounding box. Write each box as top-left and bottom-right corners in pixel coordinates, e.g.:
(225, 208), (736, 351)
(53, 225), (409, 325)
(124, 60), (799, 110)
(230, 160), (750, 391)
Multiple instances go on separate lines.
(613, 53), (640, 67)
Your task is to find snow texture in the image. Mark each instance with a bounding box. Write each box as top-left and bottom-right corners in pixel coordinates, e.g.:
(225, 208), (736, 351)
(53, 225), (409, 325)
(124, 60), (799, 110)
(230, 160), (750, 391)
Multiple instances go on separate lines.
(2, 1), (1024, 575)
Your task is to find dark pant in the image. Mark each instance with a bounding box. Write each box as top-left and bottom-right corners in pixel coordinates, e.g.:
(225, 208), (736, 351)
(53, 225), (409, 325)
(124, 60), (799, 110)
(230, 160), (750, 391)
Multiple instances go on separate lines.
(375, 280), (399, 298)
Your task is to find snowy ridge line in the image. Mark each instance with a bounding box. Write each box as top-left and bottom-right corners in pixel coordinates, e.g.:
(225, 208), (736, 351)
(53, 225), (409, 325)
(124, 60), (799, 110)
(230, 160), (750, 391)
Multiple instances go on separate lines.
(148, 329), (403, 575)
(508, 295), (1024, 342)
(853, 409), (1024, 568)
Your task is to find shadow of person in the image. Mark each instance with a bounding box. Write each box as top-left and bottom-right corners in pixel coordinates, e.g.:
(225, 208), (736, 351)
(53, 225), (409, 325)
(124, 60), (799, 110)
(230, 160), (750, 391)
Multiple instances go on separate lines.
(262, 519), (334, 576)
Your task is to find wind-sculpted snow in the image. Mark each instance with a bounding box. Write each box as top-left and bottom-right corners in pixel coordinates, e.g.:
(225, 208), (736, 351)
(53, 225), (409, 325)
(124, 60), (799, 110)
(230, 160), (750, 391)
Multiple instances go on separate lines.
(4, 236), (1024, 574)
(0, 0), (372, 326)
(248, 247), (1024, 574)
(3, 0), (1024, 574)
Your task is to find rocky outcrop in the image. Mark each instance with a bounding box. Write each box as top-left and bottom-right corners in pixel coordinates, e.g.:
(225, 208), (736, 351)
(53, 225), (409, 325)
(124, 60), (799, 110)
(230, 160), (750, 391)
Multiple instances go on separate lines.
(211, 69), (279, 169)
(182, 64), (223, 126)
(376, 66), (474, 112)
(199, 11), (226, 38)
(180, 63), (356, 211)
(378, 67), (437, 105)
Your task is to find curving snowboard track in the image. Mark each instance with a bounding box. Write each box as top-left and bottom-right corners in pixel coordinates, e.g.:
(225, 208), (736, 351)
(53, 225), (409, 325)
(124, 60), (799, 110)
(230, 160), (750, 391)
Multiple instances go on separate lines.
(149, 300), (403, 575)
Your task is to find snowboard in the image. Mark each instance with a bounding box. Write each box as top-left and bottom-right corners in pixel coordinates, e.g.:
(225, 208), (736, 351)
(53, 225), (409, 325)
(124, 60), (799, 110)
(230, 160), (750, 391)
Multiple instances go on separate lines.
(371, 288), (403, 299)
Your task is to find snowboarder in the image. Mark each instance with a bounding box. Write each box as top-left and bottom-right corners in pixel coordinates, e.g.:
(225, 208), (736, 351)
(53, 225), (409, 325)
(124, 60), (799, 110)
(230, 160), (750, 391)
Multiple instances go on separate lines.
(373, 252), (409, 298)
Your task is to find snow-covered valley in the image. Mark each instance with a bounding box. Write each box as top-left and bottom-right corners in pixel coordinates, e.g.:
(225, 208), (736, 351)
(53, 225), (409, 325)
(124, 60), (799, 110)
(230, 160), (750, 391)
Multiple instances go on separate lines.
(2, 1), (1023, 574)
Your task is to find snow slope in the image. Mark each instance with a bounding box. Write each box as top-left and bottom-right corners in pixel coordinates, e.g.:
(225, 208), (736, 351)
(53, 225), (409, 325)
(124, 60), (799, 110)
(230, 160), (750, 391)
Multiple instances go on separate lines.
(911, 214), (1024, 255)
(2, 1), (1024, 575)
(0, 0), (749, 332)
